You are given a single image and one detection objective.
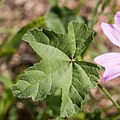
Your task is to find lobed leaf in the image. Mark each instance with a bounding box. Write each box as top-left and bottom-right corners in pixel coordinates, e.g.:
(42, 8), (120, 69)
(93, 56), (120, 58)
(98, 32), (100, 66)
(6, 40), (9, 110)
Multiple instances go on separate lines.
(12, 21), (99, 117)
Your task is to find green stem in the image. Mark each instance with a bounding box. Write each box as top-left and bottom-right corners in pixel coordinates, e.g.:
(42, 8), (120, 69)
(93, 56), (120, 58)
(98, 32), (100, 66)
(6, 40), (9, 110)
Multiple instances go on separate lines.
(97, 83), (120, 111)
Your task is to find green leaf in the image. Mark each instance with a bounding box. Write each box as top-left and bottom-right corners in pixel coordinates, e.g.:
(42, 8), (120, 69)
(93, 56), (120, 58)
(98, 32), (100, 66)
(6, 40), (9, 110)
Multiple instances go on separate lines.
(12, 21), (99, 117)
(46, 12), (66, 34)
(46, 6), (87, 34)
(70, 22), (94, 56)
(50, 6), (87, 30)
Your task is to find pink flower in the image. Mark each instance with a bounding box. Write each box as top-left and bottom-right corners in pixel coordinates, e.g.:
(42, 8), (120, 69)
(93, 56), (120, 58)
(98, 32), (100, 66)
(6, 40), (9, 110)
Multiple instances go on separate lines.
(94, 12), (120, 81)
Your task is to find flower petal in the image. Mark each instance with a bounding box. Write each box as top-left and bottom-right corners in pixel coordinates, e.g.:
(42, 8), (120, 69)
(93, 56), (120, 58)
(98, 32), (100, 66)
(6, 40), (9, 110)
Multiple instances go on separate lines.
(115, 11), (120, 26)
(94, 52), (120, 81)
(101, 22), (120, 47)
(104, 66), (120, 81)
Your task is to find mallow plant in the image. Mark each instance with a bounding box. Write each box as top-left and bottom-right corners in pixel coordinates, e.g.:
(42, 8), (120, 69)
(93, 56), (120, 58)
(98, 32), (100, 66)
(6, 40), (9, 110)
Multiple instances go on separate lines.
(12, 19), (120, 118)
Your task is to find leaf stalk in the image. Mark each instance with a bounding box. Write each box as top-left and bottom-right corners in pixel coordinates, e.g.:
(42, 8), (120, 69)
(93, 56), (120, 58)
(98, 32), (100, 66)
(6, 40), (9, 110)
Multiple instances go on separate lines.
(97, 83), (120, 111)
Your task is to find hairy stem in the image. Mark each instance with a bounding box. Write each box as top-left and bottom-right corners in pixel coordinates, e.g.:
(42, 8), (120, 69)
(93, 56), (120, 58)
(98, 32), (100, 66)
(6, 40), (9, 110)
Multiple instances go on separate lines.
(97, 83), (120, 111)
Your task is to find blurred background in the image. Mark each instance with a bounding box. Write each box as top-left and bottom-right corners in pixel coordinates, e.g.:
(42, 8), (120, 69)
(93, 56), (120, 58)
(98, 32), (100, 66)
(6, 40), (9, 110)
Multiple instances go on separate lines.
(0, 0), (120, 120)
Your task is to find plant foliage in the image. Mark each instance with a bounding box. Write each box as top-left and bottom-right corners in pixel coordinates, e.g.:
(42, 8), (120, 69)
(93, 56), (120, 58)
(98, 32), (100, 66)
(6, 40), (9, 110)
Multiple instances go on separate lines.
(46, 6), (87, 34)
(12, 21), (99, 117)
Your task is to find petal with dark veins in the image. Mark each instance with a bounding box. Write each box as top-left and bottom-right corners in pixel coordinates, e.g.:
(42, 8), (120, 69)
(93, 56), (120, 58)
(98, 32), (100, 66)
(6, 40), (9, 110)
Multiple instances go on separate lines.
(94, 52), (120, 81)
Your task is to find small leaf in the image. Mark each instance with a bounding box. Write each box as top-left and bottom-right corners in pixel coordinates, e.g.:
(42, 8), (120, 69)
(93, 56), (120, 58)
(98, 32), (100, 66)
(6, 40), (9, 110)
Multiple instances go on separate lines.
(46, 12), (65, 34)
(50, 6), (86, 29)
(12, 21), (99, 117)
